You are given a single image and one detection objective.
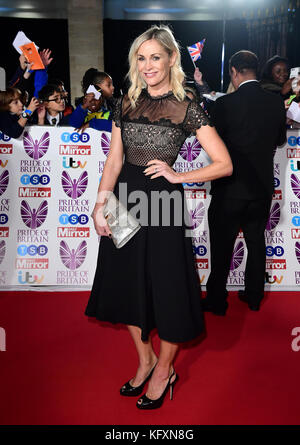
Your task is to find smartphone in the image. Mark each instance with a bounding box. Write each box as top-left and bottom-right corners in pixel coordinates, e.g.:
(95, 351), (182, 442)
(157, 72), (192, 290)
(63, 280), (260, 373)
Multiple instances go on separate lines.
(290, 67), (300, 93)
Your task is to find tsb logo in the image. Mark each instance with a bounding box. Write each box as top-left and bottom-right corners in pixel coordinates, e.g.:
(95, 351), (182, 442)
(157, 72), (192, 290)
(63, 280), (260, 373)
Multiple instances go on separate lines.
(0, 214), (8, 224)
(183, 182), (205, 187)
(0, 132), (11, 141)
(292, 216), (300, 226)
(193, 245), (207, 256)
(288, 136), (300, 147)
(60, 132), (90, 143)
(59, 214), (89, 225)
(266, 246), (284, 257)
(20, 174), (50, 185)
(17, 245), (48, 256)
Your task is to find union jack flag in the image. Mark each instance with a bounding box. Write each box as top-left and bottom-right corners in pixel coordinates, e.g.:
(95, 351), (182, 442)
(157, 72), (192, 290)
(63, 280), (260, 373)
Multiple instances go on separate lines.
(187, 39), (206, 62)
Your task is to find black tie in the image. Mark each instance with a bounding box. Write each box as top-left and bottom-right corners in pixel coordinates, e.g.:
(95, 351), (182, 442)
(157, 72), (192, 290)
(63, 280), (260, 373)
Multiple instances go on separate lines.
(51, 118), (57, 126)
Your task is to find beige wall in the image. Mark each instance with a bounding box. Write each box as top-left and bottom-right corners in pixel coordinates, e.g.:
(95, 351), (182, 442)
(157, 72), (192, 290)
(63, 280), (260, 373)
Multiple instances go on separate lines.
(68, 0), (104, 104)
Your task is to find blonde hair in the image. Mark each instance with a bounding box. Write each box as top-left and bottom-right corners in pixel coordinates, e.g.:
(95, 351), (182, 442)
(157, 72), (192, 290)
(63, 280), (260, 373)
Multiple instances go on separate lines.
(127, 25), (186, 108)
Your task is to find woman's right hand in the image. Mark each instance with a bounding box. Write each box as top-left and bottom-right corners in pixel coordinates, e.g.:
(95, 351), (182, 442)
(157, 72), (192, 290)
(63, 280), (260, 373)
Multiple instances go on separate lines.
(27, 97), (40, 113)
(91, 204), (112, 237)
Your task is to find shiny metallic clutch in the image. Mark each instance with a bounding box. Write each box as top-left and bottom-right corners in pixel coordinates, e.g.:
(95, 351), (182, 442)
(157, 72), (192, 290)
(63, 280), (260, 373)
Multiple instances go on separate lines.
(103, 193), (141, 248)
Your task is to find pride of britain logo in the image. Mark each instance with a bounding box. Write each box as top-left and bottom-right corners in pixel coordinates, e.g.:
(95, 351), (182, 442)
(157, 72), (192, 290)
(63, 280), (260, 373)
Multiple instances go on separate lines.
(59, 240), (87, 270)
(295, 242), (300, 265)
(20, 200), (48, 229)
(61, 171), (88, 199)
(23, 131), (50, 160)
(0, 170), (9, 196)
(101, 133), (111, 157)
(291, 174), (300, 199)
(230, 241), (244, 271)
(179, 138), (202, 162)
(266, 203), (281, 231)
(0, 240), (5, 265)
(189, 202), (205, 229)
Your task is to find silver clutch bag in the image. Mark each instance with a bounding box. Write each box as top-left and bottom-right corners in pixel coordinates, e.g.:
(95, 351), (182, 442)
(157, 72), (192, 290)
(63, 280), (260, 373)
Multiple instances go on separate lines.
(103, 193), (141, 248)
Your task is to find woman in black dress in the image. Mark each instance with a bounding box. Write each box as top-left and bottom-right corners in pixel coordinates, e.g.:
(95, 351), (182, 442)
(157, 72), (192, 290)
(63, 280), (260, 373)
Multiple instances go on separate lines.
(85, 25), (232, 410)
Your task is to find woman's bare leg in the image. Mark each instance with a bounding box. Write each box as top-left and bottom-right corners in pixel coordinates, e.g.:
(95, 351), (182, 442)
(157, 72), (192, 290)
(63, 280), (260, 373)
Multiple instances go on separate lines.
(143, 339), (178, 399)
(127, 325), (158, 386)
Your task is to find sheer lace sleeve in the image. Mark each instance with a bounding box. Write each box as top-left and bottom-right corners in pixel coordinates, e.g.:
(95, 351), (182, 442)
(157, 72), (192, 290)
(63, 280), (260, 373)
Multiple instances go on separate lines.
(183, 100), (213, 136)
(112, 96), (123, 128)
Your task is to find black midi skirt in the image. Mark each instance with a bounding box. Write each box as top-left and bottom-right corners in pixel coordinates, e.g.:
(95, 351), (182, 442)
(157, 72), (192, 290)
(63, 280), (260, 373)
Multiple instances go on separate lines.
(85, 161), (204, 342)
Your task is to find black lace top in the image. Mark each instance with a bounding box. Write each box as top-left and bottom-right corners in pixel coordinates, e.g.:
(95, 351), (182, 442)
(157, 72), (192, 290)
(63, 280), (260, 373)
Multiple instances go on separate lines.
(112, 89), (212, 166)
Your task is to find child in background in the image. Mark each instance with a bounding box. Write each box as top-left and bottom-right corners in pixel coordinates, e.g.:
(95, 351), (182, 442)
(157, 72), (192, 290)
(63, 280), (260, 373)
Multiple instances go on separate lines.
(69, 81), (112, 132)
(36, 84), (71, 126)
(0, 87), (39, 138)
(9, 49), (53, 99)
(77, 69), (115, 111)
(48, 78), (74, 115)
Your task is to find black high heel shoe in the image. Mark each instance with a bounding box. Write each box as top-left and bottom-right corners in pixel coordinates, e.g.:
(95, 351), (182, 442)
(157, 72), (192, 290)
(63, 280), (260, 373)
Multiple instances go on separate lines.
(136, 371), (178, 410)
(120, 364), (157, 397)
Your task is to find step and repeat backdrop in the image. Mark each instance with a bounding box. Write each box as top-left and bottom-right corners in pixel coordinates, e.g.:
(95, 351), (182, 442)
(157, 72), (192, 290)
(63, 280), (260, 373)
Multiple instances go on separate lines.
(0, 126), (299, 290)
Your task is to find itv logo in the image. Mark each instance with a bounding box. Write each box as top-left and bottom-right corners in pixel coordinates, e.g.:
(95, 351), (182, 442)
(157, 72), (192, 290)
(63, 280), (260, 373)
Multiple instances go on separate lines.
(17, 271), (44, 284)
(265, 272), (283, 284)
(290, 160), (300, 171)
(62, 157), (87, 169)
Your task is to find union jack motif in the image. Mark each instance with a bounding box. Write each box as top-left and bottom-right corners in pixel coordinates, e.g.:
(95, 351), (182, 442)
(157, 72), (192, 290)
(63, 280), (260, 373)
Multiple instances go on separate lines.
(23, 131), (50, 160)
(187, 39), (206, 62)
(180, 138), (202, 162)
(20, 200), (48, 229)
(295, 242), (300, 265)
(101, 132), (111, 157)
(230, 241), (244, 271)
(59, 240), (87, 270)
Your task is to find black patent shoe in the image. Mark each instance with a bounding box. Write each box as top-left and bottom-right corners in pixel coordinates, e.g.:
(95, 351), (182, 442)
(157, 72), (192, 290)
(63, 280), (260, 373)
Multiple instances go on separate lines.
(136, 371), (178, 410)
(120, 364), (156, 397)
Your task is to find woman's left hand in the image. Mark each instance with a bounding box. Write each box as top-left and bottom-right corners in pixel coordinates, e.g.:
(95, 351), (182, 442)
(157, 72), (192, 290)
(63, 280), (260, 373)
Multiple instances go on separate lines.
(143, 159), (181, 184)
(282, 78), (294, 96)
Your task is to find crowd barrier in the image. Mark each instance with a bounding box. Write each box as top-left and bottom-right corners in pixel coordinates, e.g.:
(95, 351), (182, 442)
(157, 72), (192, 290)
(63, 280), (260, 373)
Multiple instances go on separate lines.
(0, 126), (299, 290)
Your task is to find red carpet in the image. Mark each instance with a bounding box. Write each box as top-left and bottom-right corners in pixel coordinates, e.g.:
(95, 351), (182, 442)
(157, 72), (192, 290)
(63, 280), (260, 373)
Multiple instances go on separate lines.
(0, 290), (299, 425)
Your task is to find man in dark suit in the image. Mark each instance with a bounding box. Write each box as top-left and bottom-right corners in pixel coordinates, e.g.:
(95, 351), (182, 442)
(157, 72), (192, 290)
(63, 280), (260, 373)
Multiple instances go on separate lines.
(203, 50), (287, 315)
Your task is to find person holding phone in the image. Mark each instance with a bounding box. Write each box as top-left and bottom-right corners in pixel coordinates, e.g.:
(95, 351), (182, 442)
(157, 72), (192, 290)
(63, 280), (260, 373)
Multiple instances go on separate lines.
(68, 83), (112, 133)
(0, 87), (39, 138)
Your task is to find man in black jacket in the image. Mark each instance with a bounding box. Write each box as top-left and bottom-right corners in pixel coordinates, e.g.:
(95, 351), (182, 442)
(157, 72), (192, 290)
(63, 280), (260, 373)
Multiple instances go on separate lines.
(203, 50), (287, 315)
